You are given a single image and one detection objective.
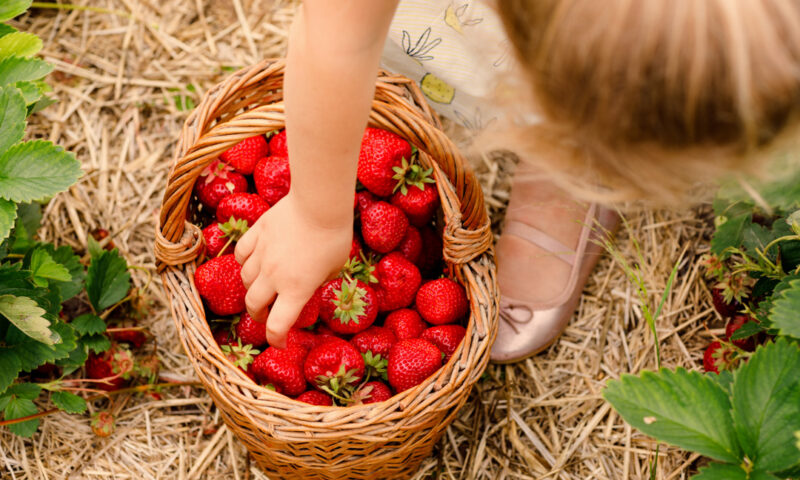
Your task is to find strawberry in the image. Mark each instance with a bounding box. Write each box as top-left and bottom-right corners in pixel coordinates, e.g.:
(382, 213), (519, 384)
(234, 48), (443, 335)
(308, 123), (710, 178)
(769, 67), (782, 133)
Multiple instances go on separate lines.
(351, 326), (397, 359)
(202, 218), (249, 258)
(314, 323), (339, 344)
(361, 202), (409, 253)
(354, 381), (392, 404)
(235, 313), (268, 348)
(357, 128), (413, 197)
(221, 341), (260, 371)
(390, 158), (439, 226)
(194, 160), (232, 195)
(304, 338), (365, 395)
(296, 390), (333, 406)
(711, 287), (740, 317)
(294, 288), (322, 329)
(197, 171), (249, 210)
(703, 341), (737, 374)
(396, 226), (422, 265)
(269, 130), (288, 157)
(384, 309), (426, 340)
(374, 252), (421, 312)
(91, 411), (116, 437)
(421, 325), (466, 362)
(355, 190), (377, 214)
(287, 328), (321, 351)
(220, 135), (268, 175)
(213, 328), (236, 346)
(725, 315), (757, 351)
(252, 346), (308, 396)
(216, 193), (269, 225)
(86, 344), (133, 391)
(416, 278), (468, 325)
(254, 156), (291, 206)
(417, 226), (443, 275)
(195, 254), (248, 315)
(109, 328), (147, 349)
(387, 338), (443, 392)
(350, 236), (364, 261)
(319, 278), (378, 335)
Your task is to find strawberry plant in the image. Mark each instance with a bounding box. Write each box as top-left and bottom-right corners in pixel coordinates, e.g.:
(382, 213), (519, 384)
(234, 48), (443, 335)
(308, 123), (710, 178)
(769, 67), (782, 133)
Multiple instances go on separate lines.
(604, 175), (800, 479)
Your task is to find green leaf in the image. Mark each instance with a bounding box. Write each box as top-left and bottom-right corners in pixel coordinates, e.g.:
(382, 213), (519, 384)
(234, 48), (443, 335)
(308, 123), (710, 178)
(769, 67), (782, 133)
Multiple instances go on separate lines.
(0, 32), (41, 59)
(5, 321), (75, 371)
(729, 321), (763, 341)
(0, 0), (32, 22)
(0, 198), (16, 242)
(0, 348), (21, 394)
(7, 382), (41, 400)
(42, 244), (85, 300)
(0, 56), (51, 86)
(0, 140), (82, 203)
(732, 338), (800, 472)
(71, 314), (105, 336)
(692, 463), (748, 480)
(9, 202), (40, 253)
(769, 279), (800, 340)
(50, 391), (86, 414)
(0, 294), (55, 344)
(604, 368), (742, 463)
(86, 249), (130, 311)
(14, 79), (43, 105)
(29, 247), (71, 286)
(742, 222), (775, 259)
(712, 214), (751, 259)
(0, 85), (26, 152)
(0, 25), (18, 39)
(27, 93), (55, 114)
(710, 370), (734, 397)
(87, 236), (103, 259)
(4, 396), (38, 437)
(81, 333), (110, 354)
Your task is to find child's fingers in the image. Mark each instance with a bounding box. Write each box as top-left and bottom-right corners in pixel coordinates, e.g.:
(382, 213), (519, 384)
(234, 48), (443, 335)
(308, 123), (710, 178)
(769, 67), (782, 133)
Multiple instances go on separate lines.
(245, 275), (276, 323)
(235, 227), (257, 265)
(240, 253), (262, 289)
(265, 292), (310, 348)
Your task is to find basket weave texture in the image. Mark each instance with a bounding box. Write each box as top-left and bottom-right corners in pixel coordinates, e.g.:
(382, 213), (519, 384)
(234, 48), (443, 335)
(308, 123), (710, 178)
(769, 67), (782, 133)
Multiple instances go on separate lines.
(155, 59), (499, 480)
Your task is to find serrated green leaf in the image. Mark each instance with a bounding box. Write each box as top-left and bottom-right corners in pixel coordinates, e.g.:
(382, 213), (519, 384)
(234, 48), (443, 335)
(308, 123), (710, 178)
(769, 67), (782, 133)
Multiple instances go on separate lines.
(14, 80), (43, 105)
(0, 55), (51, 86)
(0, 0), (32, 22)
(0, 198), (16, 242)
(71, 314), (105, 336)
(4, 396), (38, 437)
(0, 294), (55, 344)
(0, 140), (82, 203)
(732, 338), (800, 472)
(691, 463), (748, 480)
(769, 279), (800, 340)
(50, 391), (86, 414)
(5, 322), (75, 371)
(0, 25), (18, 39)
(27, 93), (55, 114)
(0, 348), (21, 394)
(0, 85), (26, 151)
(42, 244), (84, 300)
(81, 333), (110, 354)
(730, 321), (763, 341)
(9, 202), (40, 253)
(604, 368), (741, 463)
(742, 222), (775, 259)
(55, 343), (87, 374)
(86, 249), (130, 311)
(7, 382), (41, 400)
(712, 214), (751, 259)
(29, 247), (71, 286)
(0, 32), (41, 59)
(710, 370), (734, 397)
(87, 236), (103, 259)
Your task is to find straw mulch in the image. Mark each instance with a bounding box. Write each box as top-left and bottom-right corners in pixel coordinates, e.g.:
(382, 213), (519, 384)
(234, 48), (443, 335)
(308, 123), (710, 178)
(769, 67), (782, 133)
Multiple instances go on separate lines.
(3, 1), (721, 478)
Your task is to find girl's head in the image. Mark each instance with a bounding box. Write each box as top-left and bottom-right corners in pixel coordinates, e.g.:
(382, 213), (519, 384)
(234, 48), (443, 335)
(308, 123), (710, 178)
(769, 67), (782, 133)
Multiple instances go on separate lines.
(494, 0), (800, 202)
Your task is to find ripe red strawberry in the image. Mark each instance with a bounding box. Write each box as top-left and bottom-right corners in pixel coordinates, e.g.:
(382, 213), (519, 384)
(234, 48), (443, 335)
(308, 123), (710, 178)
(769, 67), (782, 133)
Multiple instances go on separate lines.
(387, 338), (443, 392)
(357, 128), (413, 197)
(86, 345), (133, 391)
(252, 346), (308, 396)
(350, 236), (363, 261)
(703, 341), (737, 374)
(304, 338), (365, 394)
(216, 193), (269, 225)
(286, 328), (319, 351)
(355, 381), (392, 404)
(417, 226), (443, 275)
(221, 341), (260, 372)
(109, 328), (147, 349)
(198, 171), (249, 210)
(194, 160), (232, 195)
(202, 218), (249, 258)
(313, 323), (339, 345)
(220, 135), (268, 175)
(254, 156), (291, 206)
(319, 278), (378, 335)
(294, 288), (322, 329)
(213, 328), (236, 346)
(390, 159), (439, 226)
(296, 390), (333, 406)
(416, 278), (468, 325)
(711, 288), (740, 317)
(235, 313), (268, 347)
(421, 325), (466, 362)
(195, 254), (248, 315)
(384, 309), (426, 340)
(351, 326), (397, 358)
(355, 190), (377, 214)
(396, 226), (422, 265)
(374, 252), (421, 312)
(725, 315), (757, 351)
(269, 130), (288, 157)
(361, 202), (409, 253)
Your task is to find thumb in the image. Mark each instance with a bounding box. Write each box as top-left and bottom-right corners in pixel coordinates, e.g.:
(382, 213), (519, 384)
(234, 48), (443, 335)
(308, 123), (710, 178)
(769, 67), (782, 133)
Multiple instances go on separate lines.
(265, 292), (309, 349)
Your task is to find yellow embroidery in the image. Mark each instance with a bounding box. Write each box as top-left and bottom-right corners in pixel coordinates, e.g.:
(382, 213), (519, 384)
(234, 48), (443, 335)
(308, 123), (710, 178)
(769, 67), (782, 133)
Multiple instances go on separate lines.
(421, 73), (455, 104)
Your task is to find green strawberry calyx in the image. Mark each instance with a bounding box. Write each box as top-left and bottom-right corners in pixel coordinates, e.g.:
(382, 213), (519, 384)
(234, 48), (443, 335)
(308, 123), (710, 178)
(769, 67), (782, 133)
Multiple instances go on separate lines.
(362, 351), (388, 381)
(221, 341), (260, 369)
(333, 278), (368, 325)
(341, 253), (378, 284)
(215, 217), (250, 257)
(317, 364), (361, 400)
(392, 157), (435, 195)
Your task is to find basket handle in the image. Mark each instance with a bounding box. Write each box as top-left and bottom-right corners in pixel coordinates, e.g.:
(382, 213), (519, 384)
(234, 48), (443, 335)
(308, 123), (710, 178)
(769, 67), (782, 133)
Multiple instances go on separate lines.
(156, 60), (491, 269)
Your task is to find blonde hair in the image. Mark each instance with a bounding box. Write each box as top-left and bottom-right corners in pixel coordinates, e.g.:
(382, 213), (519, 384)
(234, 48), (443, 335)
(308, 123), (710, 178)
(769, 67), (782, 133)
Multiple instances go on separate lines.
(494, 0), (800, 203)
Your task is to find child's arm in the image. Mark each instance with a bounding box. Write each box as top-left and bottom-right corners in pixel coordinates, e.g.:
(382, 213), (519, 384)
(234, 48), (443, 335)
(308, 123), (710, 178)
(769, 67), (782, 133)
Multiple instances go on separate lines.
(235, 1), (398, 347)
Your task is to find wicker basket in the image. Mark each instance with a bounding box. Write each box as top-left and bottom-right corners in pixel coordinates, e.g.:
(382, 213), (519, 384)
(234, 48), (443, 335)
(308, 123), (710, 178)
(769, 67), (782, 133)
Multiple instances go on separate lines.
(155, 59), (498, 480)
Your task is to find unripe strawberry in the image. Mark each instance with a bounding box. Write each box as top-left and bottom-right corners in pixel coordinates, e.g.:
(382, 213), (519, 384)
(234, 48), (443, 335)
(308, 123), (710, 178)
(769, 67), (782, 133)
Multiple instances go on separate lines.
(220, 135), (268, 174)
(416, 278), (468, 325)
(361, 202), (409, 254)
(195, 254), (247, 315)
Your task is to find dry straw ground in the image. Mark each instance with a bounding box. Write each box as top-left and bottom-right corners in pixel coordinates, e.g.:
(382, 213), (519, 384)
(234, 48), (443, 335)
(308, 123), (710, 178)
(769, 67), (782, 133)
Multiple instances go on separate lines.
(2, 1), (723, 478)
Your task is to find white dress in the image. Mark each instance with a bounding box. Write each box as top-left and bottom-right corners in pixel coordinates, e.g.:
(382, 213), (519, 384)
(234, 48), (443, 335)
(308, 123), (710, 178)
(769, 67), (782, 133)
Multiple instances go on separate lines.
(382, 1), (511, 130)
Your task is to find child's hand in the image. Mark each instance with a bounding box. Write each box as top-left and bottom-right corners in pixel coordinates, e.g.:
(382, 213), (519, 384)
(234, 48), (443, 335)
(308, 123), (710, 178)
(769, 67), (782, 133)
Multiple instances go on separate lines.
(235, 192), (352, 348)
